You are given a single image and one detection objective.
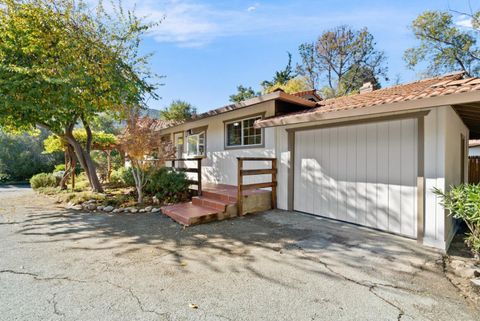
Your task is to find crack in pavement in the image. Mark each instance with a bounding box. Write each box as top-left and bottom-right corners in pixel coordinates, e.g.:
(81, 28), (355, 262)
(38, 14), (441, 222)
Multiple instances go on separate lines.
(0, 269), (88, 283)
(1, 269), (171, 320)
(47, 293), (65, 318)
(104, 280), (170, 320)
(289, 244), (405, 321)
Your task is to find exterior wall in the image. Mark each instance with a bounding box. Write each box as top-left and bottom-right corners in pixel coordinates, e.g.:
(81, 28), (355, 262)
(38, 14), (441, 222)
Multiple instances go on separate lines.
(443, 106), (468, 247)
(276, 105), (468, 251)
(160, 101), (276, 186)
(469, 146), (480, 156)
(421, 106), (468, 250)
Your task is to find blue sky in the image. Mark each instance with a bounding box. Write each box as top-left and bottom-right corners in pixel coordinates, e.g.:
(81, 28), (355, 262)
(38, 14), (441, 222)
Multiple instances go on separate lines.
(127, 0), (476, 113)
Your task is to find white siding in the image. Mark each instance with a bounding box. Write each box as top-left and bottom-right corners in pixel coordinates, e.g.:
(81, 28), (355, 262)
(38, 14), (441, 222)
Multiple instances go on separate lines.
(294, 119), (418, 238)
(161, 101), (276, 186)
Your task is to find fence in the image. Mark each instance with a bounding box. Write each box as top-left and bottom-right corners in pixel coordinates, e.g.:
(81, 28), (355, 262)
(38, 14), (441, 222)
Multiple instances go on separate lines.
(469, 156), (480, 184)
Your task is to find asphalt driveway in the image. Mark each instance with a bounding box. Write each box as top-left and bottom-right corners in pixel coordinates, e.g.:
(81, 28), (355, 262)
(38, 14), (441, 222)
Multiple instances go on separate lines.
(0, 186), (478, 321)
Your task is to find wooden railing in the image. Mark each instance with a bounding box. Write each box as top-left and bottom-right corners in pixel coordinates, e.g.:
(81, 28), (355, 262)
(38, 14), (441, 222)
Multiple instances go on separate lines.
(167, 158), (202, 196)
(237, 157), (277, 216)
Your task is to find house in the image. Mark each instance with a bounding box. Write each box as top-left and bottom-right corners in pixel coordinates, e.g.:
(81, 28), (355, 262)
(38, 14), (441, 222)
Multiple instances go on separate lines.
(157, 71), (480, 252)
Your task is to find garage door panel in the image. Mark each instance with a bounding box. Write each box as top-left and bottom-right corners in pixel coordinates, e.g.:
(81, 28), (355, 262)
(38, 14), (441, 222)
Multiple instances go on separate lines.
(376, 122), (390, 232)
(346, 126), (357, 223)
(295, 119), (417, 238)
(356, 124), (367, 226)
(365, 123), (378, 229)
(400, 119), (417, 237)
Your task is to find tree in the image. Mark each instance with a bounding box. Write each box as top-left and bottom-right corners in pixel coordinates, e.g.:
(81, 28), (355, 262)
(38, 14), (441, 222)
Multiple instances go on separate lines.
(297, 25), (387, 97)
(404, 10), (480, 77)
(0, 0), (159, 192)
(0, 129), (63, 182)
(119, 116), (175, 203)
(263, 77), (311, 94)
(261, 52), (296, 92)
(44, 130), (117, 188)
(160, 100), (196, 121)
(229, 85), (260, 103)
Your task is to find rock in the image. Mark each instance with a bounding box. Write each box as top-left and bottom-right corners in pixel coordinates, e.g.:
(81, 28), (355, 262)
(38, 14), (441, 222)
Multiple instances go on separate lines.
(474, 270), (480, 278)
(450, 259), (466, 270)
(144, 206), (153, 212)
(72, 205), (83, 211)
(151, 208), (160, 213)
(471, 278), (480, 289)
(86, 199), (96, 204)
(139, 209), (146, 213)
(87, 204), (97, 211)
(152, 196), (159, 204)
(97, 205), (104, 211)
(103, 206), (114, 212)
(130, 208), (138, 213)
(113, 208), (123, 213)
(454, 266), (477, 279)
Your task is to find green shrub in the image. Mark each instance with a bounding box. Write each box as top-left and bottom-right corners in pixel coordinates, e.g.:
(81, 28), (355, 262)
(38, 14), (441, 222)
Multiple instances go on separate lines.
(30, 173), (57, 189)
(145, 167), (190, 204)
(110, 167), (135, 187)
(0, 172), (11, 183)
(434, 184), (480, 259)
(54, 164), (66, 172)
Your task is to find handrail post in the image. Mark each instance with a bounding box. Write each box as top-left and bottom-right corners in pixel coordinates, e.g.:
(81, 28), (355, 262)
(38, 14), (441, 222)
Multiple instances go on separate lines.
(237, 158), (243, 216)
(197, 158), (202, 196)
(271, 158), (277, 209)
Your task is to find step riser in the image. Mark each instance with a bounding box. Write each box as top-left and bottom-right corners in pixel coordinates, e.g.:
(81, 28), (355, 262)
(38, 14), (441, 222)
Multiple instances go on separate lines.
(201, 190), (237, 203)
(192, 198), (226, 212)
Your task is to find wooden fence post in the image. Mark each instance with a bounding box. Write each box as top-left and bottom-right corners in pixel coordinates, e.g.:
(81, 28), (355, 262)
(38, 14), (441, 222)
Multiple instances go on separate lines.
(237, 158), (243, 216)
(197, 158), (202, 196)
(271, 158), (277, 209)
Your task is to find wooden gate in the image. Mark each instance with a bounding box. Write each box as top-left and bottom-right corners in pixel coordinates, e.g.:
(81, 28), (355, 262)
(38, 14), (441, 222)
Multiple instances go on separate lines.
(469, 156), (480, 183)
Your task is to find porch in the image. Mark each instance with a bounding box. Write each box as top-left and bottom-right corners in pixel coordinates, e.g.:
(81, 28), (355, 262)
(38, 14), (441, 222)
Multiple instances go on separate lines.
(160, 157), (277, 226)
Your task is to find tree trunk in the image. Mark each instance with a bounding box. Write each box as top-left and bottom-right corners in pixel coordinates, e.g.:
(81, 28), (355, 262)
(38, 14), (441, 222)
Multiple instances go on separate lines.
(59, 146), (75, 190)
(131, 164), (144, 204)
(64, 128), (104, 193)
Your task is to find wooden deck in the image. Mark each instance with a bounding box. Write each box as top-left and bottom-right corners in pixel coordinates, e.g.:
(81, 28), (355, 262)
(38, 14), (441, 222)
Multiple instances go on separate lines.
(161, 183), (272, 226)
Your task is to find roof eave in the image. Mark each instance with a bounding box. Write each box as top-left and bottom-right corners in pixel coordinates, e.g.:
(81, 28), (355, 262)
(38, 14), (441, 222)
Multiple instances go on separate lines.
(255, 90), (480, 128)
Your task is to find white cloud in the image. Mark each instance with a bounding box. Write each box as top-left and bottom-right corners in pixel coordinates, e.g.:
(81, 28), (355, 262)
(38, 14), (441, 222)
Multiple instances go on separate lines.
(109, 0), (414, 48)
(455, 15), (473, 28)
(247, 3), (259, 12)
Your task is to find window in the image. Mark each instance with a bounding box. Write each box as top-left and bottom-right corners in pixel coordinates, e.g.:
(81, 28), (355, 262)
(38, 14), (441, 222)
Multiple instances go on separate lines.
(186, 132), (205, 156)
(226, 116), (262, 147)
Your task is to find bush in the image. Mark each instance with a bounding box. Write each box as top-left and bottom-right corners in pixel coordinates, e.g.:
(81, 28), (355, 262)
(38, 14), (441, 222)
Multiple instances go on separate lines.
(30, 173), (57, 189)
(0, 172), (11, 183)
(110, 167), (135, 187)
(54, 164), (66, 172)
(145, 167), (190, 204)
(434, 184), (480, 259)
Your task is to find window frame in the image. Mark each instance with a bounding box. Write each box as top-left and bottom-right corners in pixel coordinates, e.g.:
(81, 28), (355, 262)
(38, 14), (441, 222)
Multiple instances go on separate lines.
(186, 131), (206, 157)
(224, 114), (265, 149)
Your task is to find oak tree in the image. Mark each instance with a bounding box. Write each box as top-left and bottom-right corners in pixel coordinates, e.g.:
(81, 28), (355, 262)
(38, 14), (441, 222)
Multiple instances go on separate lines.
(0, 0), (159, 192)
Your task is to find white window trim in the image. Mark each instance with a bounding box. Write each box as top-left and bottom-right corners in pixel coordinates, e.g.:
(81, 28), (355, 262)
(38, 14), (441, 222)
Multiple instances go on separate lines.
(225, 116), (263, 148)
(186, 131), (205, 157)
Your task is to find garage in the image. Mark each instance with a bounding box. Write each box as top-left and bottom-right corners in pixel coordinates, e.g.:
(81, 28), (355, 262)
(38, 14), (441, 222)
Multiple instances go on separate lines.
(293, 118), (418, 238)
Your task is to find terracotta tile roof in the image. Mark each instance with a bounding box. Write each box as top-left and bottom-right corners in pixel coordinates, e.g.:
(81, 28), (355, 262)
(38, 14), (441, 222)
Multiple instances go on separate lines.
(291, 89), (323, 101)
(256, 72), (480, 126)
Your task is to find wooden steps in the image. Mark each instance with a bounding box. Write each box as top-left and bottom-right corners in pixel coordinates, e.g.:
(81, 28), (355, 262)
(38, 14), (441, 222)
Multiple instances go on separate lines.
(160, 183), (271, 226)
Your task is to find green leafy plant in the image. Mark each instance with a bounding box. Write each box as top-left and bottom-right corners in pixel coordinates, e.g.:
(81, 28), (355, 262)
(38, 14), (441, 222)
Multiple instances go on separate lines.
(54, 164), (66, 172)
(30, 173), (57, 190)
(434, 184), (480, 259)
(145, 168), (190, 204)
(110, 167), (135, 187)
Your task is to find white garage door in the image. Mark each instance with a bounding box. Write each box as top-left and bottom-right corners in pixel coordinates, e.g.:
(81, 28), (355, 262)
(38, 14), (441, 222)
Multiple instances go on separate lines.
(294, 119), (418, 238)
